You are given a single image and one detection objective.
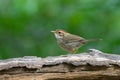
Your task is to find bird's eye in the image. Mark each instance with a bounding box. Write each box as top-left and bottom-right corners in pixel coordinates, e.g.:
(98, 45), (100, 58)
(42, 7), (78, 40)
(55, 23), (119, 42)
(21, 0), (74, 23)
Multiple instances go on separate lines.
(58, 31), (64, 36)
(58, 31), (61, 34)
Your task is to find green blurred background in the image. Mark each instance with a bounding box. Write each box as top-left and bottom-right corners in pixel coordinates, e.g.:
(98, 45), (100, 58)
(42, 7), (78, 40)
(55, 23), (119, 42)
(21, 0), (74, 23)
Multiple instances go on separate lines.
(0, 0), (120, 59)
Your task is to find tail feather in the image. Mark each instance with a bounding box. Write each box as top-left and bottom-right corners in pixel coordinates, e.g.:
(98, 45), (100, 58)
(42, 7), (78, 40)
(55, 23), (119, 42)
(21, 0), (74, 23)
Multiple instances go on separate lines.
(86, 38), (102, 42)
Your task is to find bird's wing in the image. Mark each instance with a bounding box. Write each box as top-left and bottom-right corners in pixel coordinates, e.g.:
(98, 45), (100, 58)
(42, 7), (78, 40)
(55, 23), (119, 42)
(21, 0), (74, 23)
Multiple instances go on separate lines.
(64, 34), (86, 43)
(62, 34), (86, 48)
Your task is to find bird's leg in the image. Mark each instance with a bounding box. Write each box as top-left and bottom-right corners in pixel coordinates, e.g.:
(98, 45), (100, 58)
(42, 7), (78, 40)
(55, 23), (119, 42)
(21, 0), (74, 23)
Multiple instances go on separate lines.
(72, 48), (78, 54)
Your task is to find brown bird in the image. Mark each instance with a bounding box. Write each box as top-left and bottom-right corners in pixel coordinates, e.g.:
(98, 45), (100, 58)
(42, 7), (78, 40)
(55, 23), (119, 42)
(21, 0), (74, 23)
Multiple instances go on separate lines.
(51, 29), (101, 53)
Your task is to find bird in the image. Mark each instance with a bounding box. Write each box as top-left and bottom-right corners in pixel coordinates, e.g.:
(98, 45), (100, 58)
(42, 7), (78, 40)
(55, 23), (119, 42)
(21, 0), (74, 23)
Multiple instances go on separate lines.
(51, 29), (101, 54)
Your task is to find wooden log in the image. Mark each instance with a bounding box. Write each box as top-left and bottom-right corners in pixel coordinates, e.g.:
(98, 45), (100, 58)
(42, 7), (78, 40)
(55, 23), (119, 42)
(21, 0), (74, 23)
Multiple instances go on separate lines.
(0, 49), (120, 80)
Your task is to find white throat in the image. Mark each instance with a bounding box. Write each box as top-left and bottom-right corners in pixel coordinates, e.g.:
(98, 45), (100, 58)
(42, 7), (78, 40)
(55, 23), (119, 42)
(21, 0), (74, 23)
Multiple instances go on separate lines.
(54, 34), (62, 39)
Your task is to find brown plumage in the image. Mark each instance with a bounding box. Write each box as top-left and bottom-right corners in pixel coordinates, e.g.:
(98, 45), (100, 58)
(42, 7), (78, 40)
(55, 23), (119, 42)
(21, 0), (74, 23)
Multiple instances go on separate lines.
(51, 29), (101, 53)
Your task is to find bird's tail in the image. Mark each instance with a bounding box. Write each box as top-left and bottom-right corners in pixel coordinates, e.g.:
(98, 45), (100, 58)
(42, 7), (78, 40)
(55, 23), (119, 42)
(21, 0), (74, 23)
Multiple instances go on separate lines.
(86, 38), (102, 42)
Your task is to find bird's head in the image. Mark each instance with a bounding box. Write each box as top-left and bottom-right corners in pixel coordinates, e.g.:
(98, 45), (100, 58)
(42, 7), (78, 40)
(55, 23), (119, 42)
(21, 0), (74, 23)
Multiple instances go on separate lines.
(51, 29), (69, 39)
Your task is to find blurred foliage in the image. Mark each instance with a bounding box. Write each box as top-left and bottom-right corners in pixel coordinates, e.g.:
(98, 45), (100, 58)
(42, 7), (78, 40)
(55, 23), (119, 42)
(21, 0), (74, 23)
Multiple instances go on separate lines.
(0, 0), (120, 59)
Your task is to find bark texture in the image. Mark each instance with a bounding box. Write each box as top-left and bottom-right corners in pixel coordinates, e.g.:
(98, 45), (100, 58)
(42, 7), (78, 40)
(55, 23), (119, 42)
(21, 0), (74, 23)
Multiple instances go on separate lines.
(0, 49), (120, 80)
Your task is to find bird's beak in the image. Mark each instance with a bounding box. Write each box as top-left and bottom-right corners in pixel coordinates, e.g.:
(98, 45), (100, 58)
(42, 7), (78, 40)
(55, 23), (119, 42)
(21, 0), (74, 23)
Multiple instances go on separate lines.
(51, 31), (55, 33)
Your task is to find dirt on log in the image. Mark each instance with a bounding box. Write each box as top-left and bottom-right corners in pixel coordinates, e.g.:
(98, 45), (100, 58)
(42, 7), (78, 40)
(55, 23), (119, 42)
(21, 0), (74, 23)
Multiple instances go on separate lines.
(0, 49), (120, 80)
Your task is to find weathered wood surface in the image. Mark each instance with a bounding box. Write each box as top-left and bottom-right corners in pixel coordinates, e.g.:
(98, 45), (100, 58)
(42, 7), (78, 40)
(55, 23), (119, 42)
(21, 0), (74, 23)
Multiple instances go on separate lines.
(0, 49), (120, 80)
